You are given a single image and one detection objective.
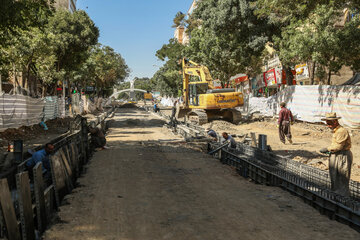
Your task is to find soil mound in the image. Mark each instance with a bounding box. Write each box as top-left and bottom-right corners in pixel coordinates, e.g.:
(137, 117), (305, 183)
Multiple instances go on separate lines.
(119, 103), (137, 108)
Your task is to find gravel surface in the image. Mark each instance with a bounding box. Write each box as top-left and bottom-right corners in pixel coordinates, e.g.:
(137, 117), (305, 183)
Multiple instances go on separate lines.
(43, 108), (360, 240)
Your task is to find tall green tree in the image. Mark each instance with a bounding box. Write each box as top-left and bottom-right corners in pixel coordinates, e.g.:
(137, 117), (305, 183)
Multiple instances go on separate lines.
(184, 0), (270, 85)
(152, 38), (185, 96)
(78, 44), (130, 96)
(47, 10), (99, 74)
(0, 0), (54, 78)
(4, 27), (59, 95)
(337, 16), (360, 73)
(172, 12), (186, 28)
(274, 5), (360, 84)
(0, 0), (54, 32)
(256, 0), (360, 84)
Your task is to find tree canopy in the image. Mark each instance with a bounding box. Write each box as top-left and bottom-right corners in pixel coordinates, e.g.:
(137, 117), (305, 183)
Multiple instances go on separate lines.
(152, 0), (360, 88)
(151, 38), (185, 96)
(0, 3), (129, 97)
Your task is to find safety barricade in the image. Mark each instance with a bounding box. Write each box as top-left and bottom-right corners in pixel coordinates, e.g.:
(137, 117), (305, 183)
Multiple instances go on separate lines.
(0, 107), (113, 239)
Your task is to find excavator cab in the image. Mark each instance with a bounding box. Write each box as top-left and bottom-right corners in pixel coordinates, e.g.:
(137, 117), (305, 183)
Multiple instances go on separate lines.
(189, 83), (208, 106)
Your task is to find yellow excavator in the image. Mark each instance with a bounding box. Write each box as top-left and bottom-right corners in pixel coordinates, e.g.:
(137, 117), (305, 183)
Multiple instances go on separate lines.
(176, 58), (244, 125)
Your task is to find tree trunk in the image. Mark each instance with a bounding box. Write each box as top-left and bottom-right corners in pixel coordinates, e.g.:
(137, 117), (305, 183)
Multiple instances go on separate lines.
(24, 64), (31, 93)
(34, 76), (38, 97)
(13, 65), (21, 94)
(63, 80), (66, 99)
(42, 85), (47, 98)
(327, 69), (332, 85)
(284, 66), (294, 85)
(309, 61), (316, 85)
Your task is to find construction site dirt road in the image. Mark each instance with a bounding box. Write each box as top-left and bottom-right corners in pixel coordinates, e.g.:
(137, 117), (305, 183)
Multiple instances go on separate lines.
(43, 107), (359, 240)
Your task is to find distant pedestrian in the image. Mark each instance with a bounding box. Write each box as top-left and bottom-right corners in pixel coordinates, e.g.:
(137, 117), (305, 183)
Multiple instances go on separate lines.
(320, 113), (352, 196)
(206, 128), (217, 141)
(277, 102), (294, 144)
(222, 132), (236, 149)
(154, 102), (160, 113)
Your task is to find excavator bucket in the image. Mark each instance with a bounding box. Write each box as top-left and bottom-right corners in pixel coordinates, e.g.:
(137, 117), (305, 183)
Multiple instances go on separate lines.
(175, 105), (191, 120)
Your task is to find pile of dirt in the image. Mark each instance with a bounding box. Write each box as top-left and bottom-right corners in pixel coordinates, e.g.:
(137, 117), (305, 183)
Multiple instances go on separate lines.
(203, 120), (238, 133)
(0, 117), (72, 148)
(119, 103), (137, 108)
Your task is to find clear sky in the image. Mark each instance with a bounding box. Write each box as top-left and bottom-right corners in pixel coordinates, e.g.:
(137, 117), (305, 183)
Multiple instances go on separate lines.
(77, 0), (193, 81)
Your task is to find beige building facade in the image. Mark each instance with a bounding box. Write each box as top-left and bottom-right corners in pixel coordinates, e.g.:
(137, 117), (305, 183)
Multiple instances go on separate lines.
(54, 0), (77, 12)
(174, 0), (199, 45)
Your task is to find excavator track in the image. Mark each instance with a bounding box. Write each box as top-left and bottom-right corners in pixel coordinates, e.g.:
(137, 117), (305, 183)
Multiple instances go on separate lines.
(220, 109), (242, 124)
(186, 110), (208, 125)
(229, 109), (242, 124)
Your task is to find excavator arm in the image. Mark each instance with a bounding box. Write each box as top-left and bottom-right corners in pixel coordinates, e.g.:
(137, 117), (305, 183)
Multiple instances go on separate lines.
(182, 58), (214, 107)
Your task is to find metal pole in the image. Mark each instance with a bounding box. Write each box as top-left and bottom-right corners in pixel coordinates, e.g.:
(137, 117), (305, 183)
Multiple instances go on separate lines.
(258, 134), (267, 151)
(13, 140), (23, 163)
(208, 142), (229, 155)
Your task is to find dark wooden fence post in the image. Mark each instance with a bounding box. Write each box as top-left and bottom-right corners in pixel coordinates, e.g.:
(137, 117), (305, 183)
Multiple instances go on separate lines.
(16, 172), (35, 240)
(0, 178), (21, 240)
(33, 163), (47, 233)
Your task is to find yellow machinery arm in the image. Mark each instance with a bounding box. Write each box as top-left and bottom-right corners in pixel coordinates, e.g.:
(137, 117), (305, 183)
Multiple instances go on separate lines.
(182, 58), (215, 107)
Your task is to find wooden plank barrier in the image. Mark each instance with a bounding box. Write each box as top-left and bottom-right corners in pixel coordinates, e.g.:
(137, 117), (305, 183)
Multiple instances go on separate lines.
(0, 114), (108, 239)
(16, 172), (35, 240)
(0, 178), (21, 240)
(64, 146), (73, 170)
(59, 148), (74, 192)
(44, 185), (55, 222)
(50, 152), (67, 207)
(70, 143), (79, 177)
(33, 163), (47, 233)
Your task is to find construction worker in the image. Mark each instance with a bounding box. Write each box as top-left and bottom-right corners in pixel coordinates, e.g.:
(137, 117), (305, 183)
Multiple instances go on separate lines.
(26, 143), (55, 184)
(222, 132), (236, 149)
(206, 128), (217, 141)
(89, 126), (108, 151)
(26, 143), (54, 172)
(170, 100), (178, 127)
(320, 112), (352, 197)
(277, 102), (294, 144)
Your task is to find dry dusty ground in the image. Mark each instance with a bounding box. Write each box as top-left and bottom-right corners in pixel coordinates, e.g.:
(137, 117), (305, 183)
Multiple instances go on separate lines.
(158, 107), (360, 182)
(202, 119), (360, 182)
(43, 107), (359, 240)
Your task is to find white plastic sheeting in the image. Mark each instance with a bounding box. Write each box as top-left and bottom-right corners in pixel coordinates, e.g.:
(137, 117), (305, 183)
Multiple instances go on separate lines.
(0, 93), (109, 132)
(249, 85), (360, 129)
(44, 96), (58, 121)
(160, 97), (177, 107)
(44, 96), (67, 120)
(0, 94), (45, 131)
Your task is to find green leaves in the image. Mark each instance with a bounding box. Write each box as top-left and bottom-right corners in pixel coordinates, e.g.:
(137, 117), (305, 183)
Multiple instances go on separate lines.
(48, 10), (99, 73)
(172, 12), (186, 28)
(185, 0), (269, 83)
(72, 44), (129, 95)
(151, 38), (185, 96)
(0, 3), (129, 97)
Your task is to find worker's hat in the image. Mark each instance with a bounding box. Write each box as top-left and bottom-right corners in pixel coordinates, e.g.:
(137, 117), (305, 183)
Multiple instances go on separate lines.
(321, 112), (342, 121)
